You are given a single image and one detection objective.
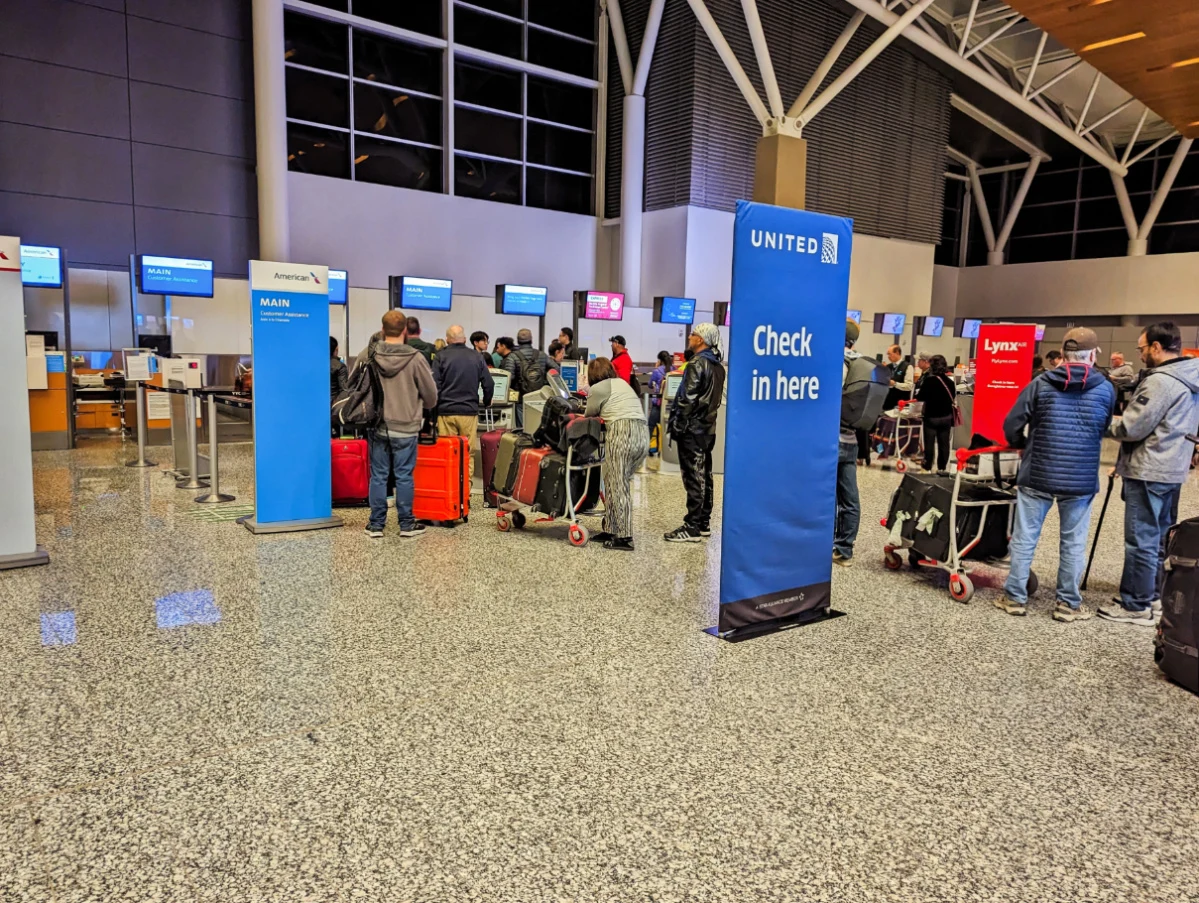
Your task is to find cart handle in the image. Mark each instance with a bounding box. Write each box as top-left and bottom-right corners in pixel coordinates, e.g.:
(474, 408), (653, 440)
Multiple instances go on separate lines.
(954, 444), (1011, 471)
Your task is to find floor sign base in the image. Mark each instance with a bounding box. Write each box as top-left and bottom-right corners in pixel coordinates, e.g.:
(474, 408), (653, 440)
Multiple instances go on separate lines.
(704, 608), (847, 643)
(0, 547), (50, 571)
(239, 515), (344, 535)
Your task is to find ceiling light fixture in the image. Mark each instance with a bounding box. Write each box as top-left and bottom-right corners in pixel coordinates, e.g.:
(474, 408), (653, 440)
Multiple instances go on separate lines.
(1148, 57), (1199, 72)
(1067, 0), (1113, 7)
(1081, 32), (1146, 52)
(355, 154), (369, 164)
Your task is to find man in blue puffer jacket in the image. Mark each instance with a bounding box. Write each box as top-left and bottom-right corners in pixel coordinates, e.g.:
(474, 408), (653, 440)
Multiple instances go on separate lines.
(997, 327), (1116, 621)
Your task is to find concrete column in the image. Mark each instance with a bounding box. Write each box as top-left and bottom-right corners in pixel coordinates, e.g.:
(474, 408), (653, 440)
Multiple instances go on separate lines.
(252, 0), (290, 262)
(753, 133), (807, 210)
(620, 94), (646, 308)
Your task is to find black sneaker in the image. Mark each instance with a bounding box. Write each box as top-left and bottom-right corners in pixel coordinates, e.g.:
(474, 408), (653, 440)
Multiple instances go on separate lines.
(364, 526), (384, 539)
(699, 528), (712, 538)
(604, 537), (635, 552)
(664, 526), (702, 543)
(399, 523), (427, 538)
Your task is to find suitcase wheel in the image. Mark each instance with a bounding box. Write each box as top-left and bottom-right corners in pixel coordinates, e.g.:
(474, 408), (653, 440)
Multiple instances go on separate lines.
(497, 514), (512, 532)
(512, 511), (526, 529)
(895, 459), (907, 474)
(1026, 569), (1039, 597)
(568, 523), (589, 547)
(949, 573), (974, 603)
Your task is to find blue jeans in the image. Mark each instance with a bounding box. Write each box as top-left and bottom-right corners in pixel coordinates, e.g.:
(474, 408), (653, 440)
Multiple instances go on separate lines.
(1004, 488), (1094, 607)
(368, 433), (418, 531)
(1119, 478), (1180, 611)
(834, 441), (860, 559)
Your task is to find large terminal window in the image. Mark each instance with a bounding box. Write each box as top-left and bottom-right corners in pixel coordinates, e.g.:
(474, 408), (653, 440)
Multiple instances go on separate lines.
(283, 0), (596, 215)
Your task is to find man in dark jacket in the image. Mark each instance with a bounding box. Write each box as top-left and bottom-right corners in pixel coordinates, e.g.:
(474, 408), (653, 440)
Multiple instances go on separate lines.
(433, 325), (494, 491)
(665, 323), (725, 542)
(997, 327), (1116, 621)
(330, 336), (348, 436)
(501, 329), (550, 428)
(404, 317), (437, 363)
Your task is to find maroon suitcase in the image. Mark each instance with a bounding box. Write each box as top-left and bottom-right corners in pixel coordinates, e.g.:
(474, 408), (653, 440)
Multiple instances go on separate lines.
(332, 438), (370, 506)
(480, 428), (507, 508)
(414, 435), (470, 524)
(511, 447), (553, 507)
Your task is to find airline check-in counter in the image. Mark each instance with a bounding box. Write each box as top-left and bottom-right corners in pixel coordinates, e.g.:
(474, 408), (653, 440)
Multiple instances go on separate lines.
(658, 368), (728, 477)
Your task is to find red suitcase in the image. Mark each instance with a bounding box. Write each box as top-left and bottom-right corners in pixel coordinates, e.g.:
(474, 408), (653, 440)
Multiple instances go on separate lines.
(480, 429), (507, 508)
(332, 438), (370, 506)
(511, 446), (553, 507)
(414, 435), (470, 524)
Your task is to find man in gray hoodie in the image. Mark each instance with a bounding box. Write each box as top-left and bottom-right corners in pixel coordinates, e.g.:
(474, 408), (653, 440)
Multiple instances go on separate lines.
(353, 310), (438, 539)
(1101, 321), (1199, 625)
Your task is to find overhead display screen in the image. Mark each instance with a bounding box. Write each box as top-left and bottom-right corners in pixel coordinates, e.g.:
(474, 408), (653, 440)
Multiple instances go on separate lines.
(921, 316), (944, 337)
(579, 291), (624, 321)
(846, 309), (862, 325)
(955, 318), (982, 339)
(654, 296), (696, 325)
(328, 269), (348, 304)
(20, 245), (63, 288)
(874, 312), (906, 334)
(400, 276), (452, 311)
(496, 284), (548, 317)
(139, 255), (214, 297)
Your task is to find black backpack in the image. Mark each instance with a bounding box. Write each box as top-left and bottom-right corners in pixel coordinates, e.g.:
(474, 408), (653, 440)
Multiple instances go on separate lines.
(333, 344), (383, 430)
(627, 368), (642, 397)
(514, 348), (547, 394)
(841, 354), (890, 431)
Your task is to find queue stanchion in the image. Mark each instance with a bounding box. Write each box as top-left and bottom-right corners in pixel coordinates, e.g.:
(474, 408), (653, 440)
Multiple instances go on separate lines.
(176, 389), (210, 491)
(125, 382), (157, 468)
(195, 394), (234, 504)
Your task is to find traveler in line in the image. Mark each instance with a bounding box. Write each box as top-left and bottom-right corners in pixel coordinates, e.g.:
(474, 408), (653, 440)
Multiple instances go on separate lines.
(405, 317), (437, 363)
(915, 354), (957, 474)
(502, 328), (551, 429)
(1102, 321), (1199, 625)
(1044, 350), (1063, 369)
(558, 327), (575, 359)
(1108, 352), (1136, 388)
(914, 351), (931, 385)
(433, 325), (494, 491)
(609, 335), (635, 383)
(996, 328), (1116, 620)
(471, 330), (494, 370)
(491, 337), (509, 369)
(585, 357), (649, 551)
(1030, 355), (1045, 379)
(353, 310), (438, 539)
(547, 340), (566, 370)
(665, 324), (724, 543)
(835, 320), (864, 566)
(883, 345), (914, 410)
(330, 336), (348, 437)
(647, 350), (672, 457)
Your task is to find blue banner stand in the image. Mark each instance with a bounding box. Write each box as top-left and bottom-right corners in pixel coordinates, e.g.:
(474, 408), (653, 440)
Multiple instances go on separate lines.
(706, 201), (853, 641)
(241, 260), (343, 535)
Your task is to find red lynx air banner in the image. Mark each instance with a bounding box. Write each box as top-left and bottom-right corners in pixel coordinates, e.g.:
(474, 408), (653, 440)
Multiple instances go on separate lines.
(972, 323), (1036, 444)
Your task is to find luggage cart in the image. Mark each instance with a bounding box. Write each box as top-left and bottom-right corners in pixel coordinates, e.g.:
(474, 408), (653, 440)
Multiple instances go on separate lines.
(873, 400), (923, 473)
(882, 445), (1037, 603)
(494, 438), (606, 547)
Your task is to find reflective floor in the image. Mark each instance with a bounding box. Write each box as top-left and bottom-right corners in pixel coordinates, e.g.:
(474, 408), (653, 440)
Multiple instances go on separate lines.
(2, 438), (1198, 902)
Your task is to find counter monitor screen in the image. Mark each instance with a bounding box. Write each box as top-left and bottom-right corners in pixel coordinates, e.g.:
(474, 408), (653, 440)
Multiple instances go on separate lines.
(874, 312), (906, 334)
(20, 245), (63, 289)
(399, 276), (452, 311)
(654, 296), (696, 325)
(578, 291), (624, 321)
(955, 318), (982, 339)
(328, 269), (348, 304)
(496, 283), (547, 317)
(139, 255), (214, 298)
(664, 373), (684, 400)
(483, 370), (510, 402)
(846, 309), (862, 325)
(921, 316), (944, 337)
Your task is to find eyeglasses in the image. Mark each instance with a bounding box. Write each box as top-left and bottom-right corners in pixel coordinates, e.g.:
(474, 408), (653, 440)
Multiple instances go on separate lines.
(1137, 344), (1151, 353)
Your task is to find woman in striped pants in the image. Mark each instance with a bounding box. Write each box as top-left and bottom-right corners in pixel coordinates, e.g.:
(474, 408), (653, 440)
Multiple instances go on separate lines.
(585, 357), (649, 551)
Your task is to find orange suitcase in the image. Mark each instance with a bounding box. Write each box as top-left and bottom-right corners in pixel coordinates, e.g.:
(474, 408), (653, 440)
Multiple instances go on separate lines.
(414, 435), (470, 524)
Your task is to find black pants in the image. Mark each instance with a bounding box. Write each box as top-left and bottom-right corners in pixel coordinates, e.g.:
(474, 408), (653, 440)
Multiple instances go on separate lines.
(855, 428), (871, 463)
(922, 415), (953, 471)
(678, 431), (716, 531)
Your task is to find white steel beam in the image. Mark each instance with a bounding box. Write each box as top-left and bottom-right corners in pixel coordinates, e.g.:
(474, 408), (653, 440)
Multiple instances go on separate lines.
(978, 161), (1030, 176)
(789, 11), (865, 118)
(968, 163), (997, 253)
(945, 172), (970, 182)
(1139, 138), (1195, 240)
(741, 0), (784, 118)
(1027, 60), (1082, 101)
(685, 0), (770, 126)
(1023, 31), (1048, 97)
(1120, 109), (1150, 166)
(839, 0), (1125, 174)
(631, 0), (667, 95)
(951, 94), (1048, 160)
(797, 0), (936, 127)
(1079, 98), (1135, 139)
(1110, 171), (1140, 239)
(1075, 72), (1101, 133)
(962, 15), (1023, 61)
(606, 0), (634, 95)
(994, 155), (1041, 251)
(958, 0), (979, 55)
(1127, 133), (1176, 168)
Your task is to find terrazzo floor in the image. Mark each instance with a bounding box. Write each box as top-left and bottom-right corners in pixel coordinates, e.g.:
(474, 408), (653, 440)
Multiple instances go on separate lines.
(2, 437), (1198, 903)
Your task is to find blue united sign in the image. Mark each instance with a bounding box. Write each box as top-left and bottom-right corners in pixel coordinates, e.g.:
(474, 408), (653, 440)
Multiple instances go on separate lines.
(243, 261), (342, 534)
(714, 201), (853, 636)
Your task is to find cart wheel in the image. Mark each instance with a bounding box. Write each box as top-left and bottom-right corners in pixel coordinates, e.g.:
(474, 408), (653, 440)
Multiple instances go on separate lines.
(496, 515), (512, 533)
(568, 524), (589, 547)
(895, 459), (907, 474)
(949, 573), (974, 604)
(512, 511), (527, 529)
(1027, 569), (1039, 597)
(884, 550), (903, 570)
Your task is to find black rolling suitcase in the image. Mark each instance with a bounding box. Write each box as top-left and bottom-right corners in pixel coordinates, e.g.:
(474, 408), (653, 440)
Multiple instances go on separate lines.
(534, 453), (602, 518)
(885, 473), (1012, 563)
(1156, 518), (1199, 694)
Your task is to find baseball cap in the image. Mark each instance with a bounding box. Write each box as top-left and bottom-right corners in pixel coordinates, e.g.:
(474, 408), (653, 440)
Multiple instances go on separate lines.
(609, 335), (626, 346)
(845, 319), (860, 345)
(1062, 327), (1099, 352)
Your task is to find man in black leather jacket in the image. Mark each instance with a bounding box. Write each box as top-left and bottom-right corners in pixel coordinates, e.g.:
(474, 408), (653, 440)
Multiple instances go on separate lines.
(665, 323), (725, 542)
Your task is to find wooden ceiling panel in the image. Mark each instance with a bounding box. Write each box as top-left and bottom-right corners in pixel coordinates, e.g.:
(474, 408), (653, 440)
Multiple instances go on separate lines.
(1004, 0), (1199, 138)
